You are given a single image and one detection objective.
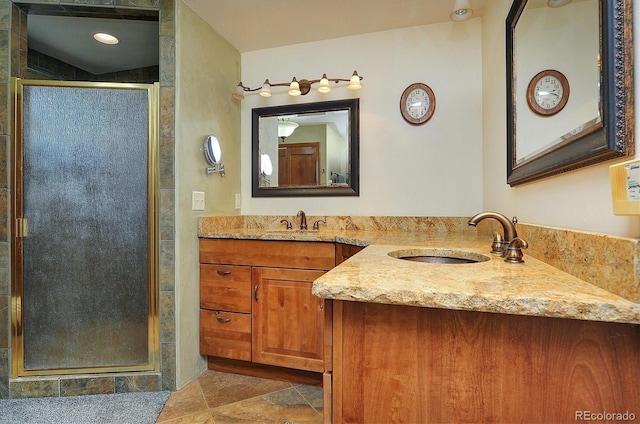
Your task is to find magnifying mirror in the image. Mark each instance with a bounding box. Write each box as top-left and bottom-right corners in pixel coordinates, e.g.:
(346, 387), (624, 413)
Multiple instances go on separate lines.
(203, 135), (225, 176)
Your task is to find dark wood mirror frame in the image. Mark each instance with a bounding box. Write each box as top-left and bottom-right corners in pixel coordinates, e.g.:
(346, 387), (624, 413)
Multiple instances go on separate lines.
(506, 0), (634, 186)
(252, 99), (360, 197)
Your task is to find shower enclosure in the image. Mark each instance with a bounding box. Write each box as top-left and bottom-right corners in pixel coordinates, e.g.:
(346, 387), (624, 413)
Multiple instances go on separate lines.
(11, 79), (159, 376)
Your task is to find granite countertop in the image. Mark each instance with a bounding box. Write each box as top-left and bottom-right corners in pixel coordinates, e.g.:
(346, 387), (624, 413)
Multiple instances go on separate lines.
(199, 217), (640, 325)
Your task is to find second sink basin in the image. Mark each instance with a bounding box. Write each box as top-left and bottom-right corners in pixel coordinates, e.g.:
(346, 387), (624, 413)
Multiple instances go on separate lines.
(387, 248), (490, 264)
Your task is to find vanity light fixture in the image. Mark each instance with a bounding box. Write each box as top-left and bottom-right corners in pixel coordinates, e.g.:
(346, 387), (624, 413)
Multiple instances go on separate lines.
(450, 0), (473, 22)
(232, 71), (363, 100)
(547, 0), (572, 7)
(93, 32), (119, 45)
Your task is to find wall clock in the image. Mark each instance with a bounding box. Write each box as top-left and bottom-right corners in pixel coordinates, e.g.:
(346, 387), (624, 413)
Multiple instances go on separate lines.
(526, 69), (570, 116)
(400, 83), (436, 125)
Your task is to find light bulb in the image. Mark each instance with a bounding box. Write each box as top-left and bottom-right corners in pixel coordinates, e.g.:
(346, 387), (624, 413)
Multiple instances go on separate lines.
(232, 83), (245, 100)
(259, 79), (272, 97)
(93, 32), (119, 44)
(318, 74), (331, 93)
(348, 71), (362, 90)
(288, 78), (301, 96)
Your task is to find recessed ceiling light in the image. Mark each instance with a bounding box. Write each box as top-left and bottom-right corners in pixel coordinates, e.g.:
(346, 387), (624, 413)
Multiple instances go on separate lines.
(93, 32), (119, 45)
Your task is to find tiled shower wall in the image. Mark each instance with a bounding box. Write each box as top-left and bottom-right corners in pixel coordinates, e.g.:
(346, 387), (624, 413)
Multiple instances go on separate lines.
(0, 0), (176, 398)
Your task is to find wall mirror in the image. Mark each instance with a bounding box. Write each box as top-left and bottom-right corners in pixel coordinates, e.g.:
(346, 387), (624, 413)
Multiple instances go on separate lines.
(252, 99), (359, 197)
(506, 0), (634, 186)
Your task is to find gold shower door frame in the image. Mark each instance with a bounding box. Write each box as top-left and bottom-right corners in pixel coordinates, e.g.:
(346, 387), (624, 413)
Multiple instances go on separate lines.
(10, 79), (160, 377)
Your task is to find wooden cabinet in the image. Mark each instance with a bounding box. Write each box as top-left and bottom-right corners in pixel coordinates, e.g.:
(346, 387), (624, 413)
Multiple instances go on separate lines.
(332, 300), (640, 423)
(199, 239), (335, 373)
(335, 243), (364, 265)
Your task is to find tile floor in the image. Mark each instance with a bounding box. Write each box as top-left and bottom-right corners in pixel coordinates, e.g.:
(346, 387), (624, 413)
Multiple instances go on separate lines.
(156, 370), (324, 423)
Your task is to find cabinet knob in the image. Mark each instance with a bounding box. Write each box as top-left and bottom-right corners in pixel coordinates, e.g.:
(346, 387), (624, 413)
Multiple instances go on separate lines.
(217, 269), (231, 276)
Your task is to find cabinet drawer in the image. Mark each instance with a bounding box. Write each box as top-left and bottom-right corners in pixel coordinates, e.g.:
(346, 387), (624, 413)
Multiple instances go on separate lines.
(200, 239), (335, 270)
(200, 265), (251, 313)
(200, 309), (251, 361)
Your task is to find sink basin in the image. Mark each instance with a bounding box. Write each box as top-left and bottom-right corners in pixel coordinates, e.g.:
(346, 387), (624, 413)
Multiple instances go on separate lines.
(387, 248), (490, 264)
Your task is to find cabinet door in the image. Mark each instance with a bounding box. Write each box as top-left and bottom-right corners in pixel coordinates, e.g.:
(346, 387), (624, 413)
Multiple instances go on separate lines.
(252, 267), (326, 372)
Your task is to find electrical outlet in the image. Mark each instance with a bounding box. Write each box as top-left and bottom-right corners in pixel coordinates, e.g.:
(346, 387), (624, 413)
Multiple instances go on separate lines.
(192, 191), (205, 211)
(235, 193), (241, 210)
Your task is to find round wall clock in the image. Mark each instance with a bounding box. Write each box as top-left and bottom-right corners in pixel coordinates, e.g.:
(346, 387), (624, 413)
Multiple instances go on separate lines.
(400, 83), (436, 125)
(526, 69), (570, 116)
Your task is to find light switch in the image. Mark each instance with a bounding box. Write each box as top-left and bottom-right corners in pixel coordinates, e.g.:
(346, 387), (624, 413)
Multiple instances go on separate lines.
(192, 191), (205, 211)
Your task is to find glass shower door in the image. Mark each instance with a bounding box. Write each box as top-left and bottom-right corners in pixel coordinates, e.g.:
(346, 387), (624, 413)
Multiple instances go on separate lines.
(12, 80), (159, 376)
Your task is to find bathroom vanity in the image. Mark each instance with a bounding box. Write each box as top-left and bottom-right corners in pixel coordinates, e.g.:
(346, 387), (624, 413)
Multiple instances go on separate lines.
(199, 239), (334, 372)
(198, 216), (640, 423)
(199, 237), (364, 387)
(316, 244), (640, 423)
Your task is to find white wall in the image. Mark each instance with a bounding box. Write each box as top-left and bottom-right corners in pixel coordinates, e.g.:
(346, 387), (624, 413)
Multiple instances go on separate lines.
(240, 20), (484, 217)
(482, 0), (640, 239)
(238, 2), (639, 237)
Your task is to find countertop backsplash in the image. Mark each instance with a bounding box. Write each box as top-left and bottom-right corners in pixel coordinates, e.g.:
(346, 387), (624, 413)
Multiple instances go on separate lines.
(516, 223), (639, 303)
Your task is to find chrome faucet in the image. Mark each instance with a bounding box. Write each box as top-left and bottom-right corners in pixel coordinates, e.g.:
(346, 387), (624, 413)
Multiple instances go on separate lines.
(467, 212), (518, 241)
(296, 210), (307, 230)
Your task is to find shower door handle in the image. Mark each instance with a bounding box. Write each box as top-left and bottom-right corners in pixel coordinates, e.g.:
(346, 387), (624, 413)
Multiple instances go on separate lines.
(16, 218), (29, 237)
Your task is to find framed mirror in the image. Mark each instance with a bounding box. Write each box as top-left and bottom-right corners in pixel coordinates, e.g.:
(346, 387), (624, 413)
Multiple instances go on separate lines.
(252, 99), (359, 197)
(507, 0), (634, 186)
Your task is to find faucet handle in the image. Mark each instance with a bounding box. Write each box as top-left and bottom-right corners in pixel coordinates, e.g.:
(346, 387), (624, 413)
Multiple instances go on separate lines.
(313, 217), (327, 230)
(504, 237), (528, 263)
(490, 232), (505, 254)
(280, 219), (292, 230)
